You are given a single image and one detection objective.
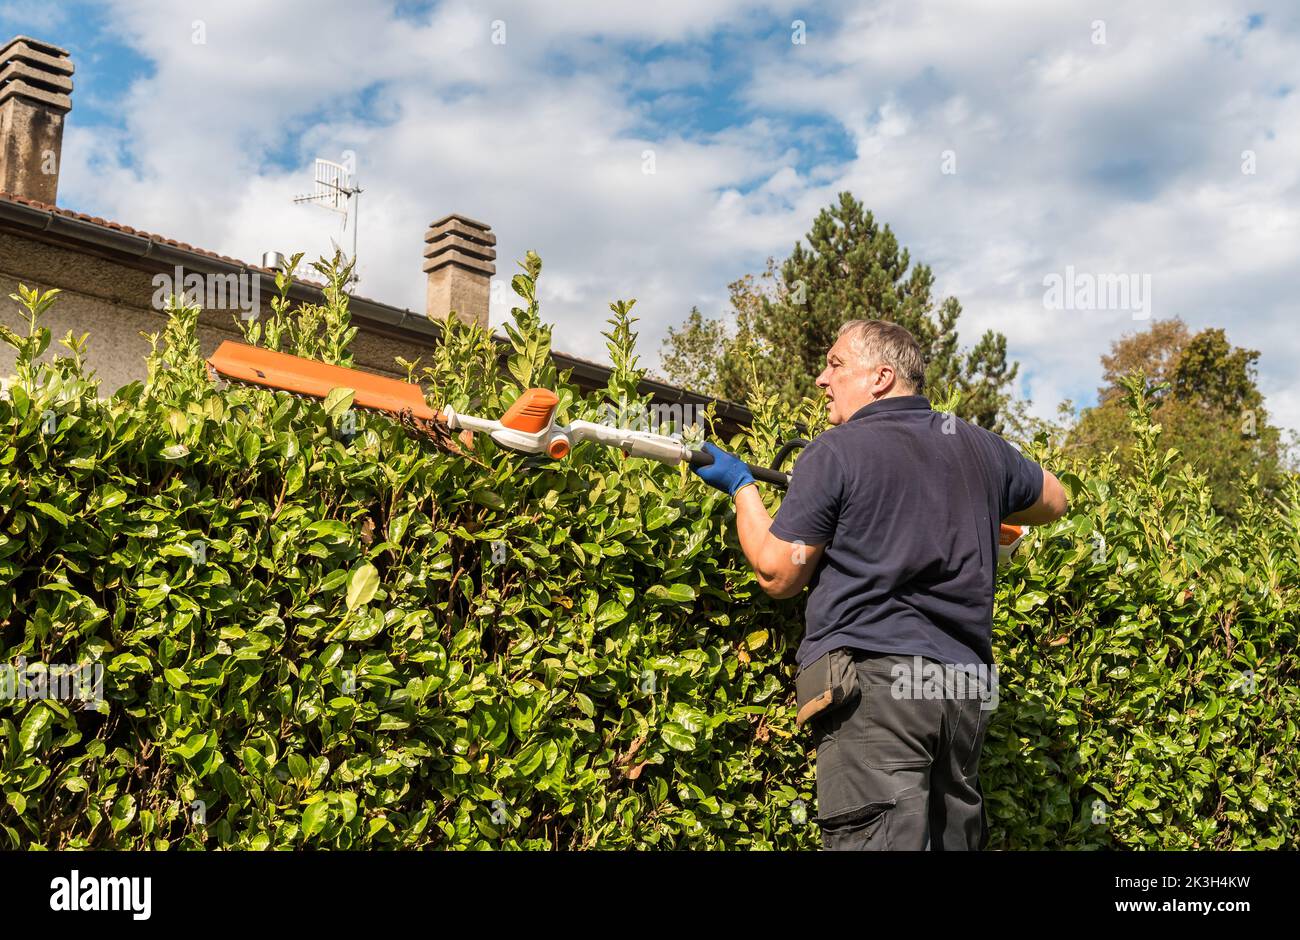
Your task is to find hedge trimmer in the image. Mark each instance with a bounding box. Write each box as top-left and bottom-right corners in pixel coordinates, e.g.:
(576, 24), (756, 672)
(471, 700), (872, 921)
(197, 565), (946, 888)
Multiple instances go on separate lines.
(206, 340), (1025, 562)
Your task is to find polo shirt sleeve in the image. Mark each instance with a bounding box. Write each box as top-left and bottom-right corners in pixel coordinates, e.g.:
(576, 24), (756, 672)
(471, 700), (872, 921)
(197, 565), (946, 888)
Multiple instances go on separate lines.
(991, 433), (1044, 517)
(768, 437), (844, 545)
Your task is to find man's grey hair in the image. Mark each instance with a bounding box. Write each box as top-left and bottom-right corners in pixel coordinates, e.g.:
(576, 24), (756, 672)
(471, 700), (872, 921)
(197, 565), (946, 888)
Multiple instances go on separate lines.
(837, 319), (926, 395)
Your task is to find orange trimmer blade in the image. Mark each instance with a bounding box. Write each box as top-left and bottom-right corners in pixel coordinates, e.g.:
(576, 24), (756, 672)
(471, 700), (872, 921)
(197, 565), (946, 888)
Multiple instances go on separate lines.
(207, 341), (439, 423)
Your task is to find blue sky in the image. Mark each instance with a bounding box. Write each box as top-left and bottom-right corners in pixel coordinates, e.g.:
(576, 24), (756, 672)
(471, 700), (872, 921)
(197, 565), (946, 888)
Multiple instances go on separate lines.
(1, 0), (1296, 433)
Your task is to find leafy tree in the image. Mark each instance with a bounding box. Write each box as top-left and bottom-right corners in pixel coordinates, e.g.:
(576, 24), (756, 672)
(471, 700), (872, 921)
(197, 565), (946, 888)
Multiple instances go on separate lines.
(1067, 318), (1286, 517)
(659, 192), (1019, 429)
(1095, 318), (1191, 402)
(660, 260), (779, 407)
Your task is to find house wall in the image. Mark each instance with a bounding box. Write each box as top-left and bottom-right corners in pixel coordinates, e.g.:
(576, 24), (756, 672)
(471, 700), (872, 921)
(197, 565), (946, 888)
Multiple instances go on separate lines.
(0, 229), (436, 392)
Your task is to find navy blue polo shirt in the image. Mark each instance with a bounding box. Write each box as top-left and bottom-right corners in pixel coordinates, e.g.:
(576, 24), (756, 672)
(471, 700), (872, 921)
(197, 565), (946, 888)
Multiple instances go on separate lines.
(769, 395), (1043, 669)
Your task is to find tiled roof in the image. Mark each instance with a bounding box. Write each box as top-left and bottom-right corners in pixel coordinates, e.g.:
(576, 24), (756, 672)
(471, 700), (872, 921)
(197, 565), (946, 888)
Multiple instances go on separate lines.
(0, 189), (332, 289)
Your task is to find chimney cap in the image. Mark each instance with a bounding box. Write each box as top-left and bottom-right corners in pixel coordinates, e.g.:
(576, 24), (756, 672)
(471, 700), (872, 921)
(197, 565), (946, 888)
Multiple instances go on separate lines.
(0, 35), (75, 113)
(427, 212), (491, 232)
(0, 35), (73, 65)
(424, 218), (497, 249)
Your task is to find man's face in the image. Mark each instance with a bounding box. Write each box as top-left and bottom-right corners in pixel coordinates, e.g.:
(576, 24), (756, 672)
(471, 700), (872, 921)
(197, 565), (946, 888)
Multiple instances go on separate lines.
(815, 334), (882, 426)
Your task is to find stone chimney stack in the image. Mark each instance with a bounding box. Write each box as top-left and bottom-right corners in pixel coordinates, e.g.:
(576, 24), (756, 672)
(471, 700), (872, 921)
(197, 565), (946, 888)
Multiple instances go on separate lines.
(0, 36), (74, 204)
(423, 213), (495, 329)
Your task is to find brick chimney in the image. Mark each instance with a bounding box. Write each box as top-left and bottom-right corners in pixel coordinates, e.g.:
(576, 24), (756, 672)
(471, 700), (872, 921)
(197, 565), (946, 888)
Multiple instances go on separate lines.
(0, 36), (73, 204)
(423, 213), (495, 329)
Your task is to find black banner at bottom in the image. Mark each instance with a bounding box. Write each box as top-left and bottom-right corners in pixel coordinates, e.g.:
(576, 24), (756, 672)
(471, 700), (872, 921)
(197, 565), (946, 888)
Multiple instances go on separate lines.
(0, 849), (1287, 927)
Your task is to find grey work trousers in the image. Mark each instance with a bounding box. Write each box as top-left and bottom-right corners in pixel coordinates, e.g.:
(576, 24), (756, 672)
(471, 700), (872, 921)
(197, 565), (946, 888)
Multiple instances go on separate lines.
(809, 650), (994, 850)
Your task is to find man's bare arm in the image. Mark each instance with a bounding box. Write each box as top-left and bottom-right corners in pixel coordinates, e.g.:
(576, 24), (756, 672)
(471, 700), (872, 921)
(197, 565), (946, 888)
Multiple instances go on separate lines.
(1003, 468), (1069, 526)
(733, 485), (825, 599)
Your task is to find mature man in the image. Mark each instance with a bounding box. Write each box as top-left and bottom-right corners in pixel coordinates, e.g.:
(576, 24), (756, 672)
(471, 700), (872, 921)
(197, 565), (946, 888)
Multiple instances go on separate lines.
(692, 319), (1068, 850)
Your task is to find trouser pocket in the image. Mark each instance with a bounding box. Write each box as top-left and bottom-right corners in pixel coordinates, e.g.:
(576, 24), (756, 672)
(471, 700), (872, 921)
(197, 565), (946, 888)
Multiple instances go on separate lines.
(795, 648), (859, 728)
(813, 799), (896, 851)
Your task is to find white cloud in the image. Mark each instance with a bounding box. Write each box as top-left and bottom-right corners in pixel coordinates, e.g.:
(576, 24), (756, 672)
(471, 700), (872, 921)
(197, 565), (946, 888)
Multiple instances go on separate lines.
(0, 0), (67, 32)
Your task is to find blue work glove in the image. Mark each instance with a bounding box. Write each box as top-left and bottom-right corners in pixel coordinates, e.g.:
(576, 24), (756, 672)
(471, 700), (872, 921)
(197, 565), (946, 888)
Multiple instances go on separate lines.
(691, 442), (756, 496)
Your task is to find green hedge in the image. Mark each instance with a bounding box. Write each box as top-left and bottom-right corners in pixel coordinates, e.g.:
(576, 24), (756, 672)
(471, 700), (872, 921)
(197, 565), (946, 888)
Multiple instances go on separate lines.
(1, 257), (1297, 849)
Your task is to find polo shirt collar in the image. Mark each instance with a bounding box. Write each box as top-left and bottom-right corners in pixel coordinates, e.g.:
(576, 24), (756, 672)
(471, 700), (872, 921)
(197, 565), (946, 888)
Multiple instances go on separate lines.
(846, 394), (932, 423)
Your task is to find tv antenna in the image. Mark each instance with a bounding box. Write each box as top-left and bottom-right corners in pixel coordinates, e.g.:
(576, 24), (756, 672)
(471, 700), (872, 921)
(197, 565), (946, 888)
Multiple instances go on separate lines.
(293, 155), (362, 285)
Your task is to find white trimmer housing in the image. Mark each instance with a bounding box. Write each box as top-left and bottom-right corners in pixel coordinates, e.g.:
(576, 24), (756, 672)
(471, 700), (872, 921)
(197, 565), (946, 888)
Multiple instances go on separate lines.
(441, 390), (692, 466)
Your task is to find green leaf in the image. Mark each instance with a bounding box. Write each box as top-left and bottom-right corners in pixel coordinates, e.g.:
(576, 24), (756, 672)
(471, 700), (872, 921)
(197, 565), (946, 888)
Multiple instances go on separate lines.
(671, 704), (707, 734)
(174, 733), (208, 759)
(472, 489), (505, 511)
(595, 599), (627, 626)
(346, 563), (379, 612)
(18, 705), (51, 753)
(646, 583), (696, 605)
(160, 443), (190, 460)
(1014, 590), (1048, 612)
(110, 794), (137, 833)
(287, 753), (310, 781)
(163, 668), (189, 689)
(321, 643), (345, 669)
(660, 722), (697, 752)
(28, 502), (71, 526)
(323, 387), (355, 419)
(645, 505), (681, 531)
(301, 800), (330, 838)
(515, 743), (546, 776)
(242, 431), (261, 465)
(285, 461), (305, 494)
(94, 485), (128, 510)
(320, 569), (349, 591)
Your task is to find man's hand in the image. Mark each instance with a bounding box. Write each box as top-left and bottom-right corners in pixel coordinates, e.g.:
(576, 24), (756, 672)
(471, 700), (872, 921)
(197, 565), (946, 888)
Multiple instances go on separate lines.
(690, 442), (757, 496)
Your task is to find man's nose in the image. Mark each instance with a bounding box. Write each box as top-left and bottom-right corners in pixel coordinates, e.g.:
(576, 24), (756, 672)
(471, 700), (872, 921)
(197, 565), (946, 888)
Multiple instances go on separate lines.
(815, 371), (830, 388)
